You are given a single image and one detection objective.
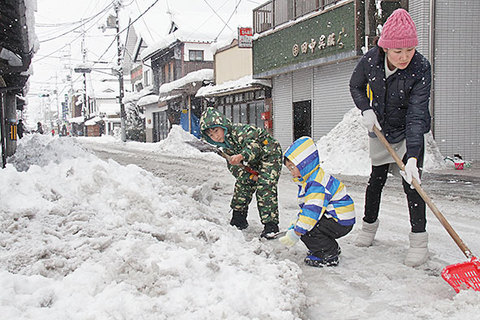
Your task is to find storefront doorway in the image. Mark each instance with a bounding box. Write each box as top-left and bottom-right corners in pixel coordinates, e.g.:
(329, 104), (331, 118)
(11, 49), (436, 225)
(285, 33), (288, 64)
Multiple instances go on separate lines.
(293, 100), (311, 140)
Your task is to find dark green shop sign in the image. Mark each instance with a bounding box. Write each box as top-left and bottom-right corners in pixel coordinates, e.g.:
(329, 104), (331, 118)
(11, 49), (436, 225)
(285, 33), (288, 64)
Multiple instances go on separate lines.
(253, 2), (357, 77)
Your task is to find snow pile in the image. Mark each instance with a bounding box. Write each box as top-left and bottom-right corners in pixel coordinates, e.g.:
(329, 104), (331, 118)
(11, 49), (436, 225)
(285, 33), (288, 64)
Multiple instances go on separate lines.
(317, 108), (371, 176)
(8, 133), (91, 172)
(0, 136), (305, 319)
(317, 108), (446, 176)
(424, 132), (448, 171)
(153, 125), (219, 161)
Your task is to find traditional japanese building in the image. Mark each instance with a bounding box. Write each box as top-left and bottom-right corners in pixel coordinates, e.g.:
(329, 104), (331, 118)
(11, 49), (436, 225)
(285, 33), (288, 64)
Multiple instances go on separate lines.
(252, 0), (480, 161)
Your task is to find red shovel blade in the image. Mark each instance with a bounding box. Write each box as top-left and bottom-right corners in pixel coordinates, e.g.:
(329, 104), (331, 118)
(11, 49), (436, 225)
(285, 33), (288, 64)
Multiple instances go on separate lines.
(441, 257), (480, 293)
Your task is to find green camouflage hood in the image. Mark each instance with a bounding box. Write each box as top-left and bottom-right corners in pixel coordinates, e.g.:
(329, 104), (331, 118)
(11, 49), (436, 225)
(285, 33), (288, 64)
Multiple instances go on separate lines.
(200, 107), (232, 148)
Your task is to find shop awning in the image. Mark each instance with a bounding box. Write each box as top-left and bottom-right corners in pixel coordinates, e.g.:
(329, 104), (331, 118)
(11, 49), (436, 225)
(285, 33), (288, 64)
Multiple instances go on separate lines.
(196, 75), (271, 98)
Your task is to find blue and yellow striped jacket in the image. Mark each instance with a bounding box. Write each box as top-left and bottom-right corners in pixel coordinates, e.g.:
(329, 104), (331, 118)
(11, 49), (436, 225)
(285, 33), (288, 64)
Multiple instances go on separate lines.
(284, 137), (355, 235)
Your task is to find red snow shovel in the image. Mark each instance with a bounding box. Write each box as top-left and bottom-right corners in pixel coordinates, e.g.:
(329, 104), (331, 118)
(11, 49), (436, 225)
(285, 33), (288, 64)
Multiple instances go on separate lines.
(373, 126), (480, 293)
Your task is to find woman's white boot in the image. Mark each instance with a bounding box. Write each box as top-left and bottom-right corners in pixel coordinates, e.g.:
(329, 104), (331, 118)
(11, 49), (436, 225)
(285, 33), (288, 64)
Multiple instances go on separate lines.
(404, 232), (429, 267)
(355, 219), (379, 247)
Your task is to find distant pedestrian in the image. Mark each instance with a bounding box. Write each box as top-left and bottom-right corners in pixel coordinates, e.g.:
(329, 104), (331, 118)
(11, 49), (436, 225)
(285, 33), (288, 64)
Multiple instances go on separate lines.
(17, 119), (26, 139)
(36, 122), (44, 134)
(61, 124), (68, 136)
(51, 128), (55, 136)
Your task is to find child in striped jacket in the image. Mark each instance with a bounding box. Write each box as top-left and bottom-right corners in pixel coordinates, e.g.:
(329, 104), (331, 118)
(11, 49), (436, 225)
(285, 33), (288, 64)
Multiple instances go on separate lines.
(280, 136), (355, 267)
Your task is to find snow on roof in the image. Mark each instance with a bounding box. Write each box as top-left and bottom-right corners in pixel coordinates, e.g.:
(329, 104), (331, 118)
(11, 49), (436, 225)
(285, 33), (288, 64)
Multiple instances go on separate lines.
(140, 33), (178, 60)
(137, 94), (159, 107)
(67, 116), (85, 124)
(159, 94), (181, 102)
(196, 75), (271, 97)
(85, 116), (103, 126)
(140, 31), (213, 61)
(124, 86), (154, 103)
(103, 117), (121, 123)
(159, 69), (213, 96)
(129, 0), (258, 60)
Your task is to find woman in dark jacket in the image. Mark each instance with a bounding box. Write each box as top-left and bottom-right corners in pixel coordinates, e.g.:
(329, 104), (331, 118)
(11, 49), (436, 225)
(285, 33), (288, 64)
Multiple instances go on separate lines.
(349, 9), (431, 267)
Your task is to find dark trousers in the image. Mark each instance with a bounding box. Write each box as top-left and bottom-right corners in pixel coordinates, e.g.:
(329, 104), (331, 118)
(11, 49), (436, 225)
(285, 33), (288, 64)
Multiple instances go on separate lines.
(363, 147), (426, 233)
(301, 215), (353, 258)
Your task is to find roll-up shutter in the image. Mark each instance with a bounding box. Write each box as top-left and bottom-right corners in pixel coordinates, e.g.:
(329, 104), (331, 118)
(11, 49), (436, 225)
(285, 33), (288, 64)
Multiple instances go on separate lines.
(272, 73), (293, 149)
(312, 59), (358, 140)
(432, 0), (480, 160)
(292, 68), (312, 102)
(409, 0), (430, 58)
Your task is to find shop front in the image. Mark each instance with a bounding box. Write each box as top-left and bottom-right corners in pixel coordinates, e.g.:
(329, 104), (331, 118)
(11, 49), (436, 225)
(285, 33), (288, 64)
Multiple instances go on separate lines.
(253, 0), (365, 149)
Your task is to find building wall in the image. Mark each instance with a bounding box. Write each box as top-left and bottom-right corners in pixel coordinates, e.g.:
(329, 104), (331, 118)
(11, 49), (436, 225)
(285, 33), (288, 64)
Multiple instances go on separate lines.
(312, 59), (357, 139)
(272, 59), (357, 150)
(183, 42), (214, 61)
(409, 0), (430, 58)
(272, 73), (293, 149)
(215, 46), (252, 85)
(429, 0), (480, 160)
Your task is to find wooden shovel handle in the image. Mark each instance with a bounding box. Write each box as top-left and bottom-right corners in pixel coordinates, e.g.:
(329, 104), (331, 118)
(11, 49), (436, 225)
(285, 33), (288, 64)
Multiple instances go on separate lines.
(218, 150), (259, 176)
(373, 126), (473, 259)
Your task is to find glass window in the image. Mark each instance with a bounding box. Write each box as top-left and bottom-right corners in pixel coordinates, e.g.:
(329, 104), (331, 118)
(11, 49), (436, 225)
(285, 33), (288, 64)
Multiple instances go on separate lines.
(224, 105), (231, 120)
(240, 103), (248, 124)
(143, 70), (150, 86)
(232, 104), (240, 123)
(248, 103), (257, 126)
(189, 50), (204, 62)
(255, 90), (265, 99)
(256, 102), (264, 127)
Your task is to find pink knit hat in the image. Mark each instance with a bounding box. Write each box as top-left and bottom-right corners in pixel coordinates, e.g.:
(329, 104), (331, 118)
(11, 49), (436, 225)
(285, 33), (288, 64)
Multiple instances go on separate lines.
(378, 9), (418, 49)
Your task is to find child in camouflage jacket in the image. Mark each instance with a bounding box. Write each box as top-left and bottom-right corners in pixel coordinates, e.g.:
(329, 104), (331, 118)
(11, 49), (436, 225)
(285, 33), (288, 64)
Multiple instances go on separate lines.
(200, 107), (282, 239)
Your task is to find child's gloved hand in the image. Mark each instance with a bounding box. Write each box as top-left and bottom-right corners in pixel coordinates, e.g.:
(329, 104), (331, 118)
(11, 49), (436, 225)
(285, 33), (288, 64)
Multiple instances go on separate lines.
(287, 220), (297, 230)
(279, 229), (301, 247)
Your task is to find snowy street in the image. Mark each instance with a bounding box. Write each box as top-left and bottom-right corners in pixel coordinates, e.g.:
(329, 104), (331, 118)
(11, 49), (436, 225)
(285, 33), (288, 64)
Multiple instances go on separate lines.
(2, 125), (479, 319)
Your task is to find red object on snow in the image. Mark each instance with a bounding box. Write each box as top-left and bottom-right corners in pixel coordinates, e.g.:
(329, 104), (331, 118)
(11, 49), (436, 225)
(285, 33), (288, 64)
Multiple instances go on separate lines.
(454, 161), (464, 170)
(441, 258), (480, 293)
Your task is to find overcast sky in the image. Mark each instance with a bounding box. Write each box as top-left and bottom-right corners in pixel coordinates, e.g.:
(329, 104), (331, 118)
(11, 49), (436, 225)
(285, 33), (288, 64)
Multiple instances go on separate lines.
(30, 0), (261, 90)
(27, 0), (262, 124)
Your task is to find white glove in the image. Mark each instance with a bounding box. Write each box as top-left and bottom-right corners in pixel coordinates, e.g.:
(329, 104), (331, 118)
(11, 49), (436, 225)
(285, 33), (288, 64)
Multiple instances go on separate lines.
(362, 109), (382, 132)
(401, 157), (421, 185)
(279, 229), (301, 247)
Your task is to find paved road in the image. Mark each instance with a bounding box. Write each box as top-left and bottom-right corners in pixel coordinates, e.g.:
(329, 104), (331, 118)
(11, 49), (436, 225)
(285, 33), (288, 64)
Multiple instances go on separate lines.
(81, 139), (480, 205)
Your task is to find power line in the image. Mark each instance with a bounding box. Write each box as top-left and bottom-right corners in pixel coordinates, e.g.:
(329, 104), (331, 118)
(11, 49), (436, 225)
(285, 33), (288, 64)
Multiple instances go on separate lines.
(214, 0), (243, 41)
(184, 0), (231, 41)
(38, 2), (114, 43)
(95, 0), (162, 64)
(33, 7), (112, 63)
(202, 0), (234, 33)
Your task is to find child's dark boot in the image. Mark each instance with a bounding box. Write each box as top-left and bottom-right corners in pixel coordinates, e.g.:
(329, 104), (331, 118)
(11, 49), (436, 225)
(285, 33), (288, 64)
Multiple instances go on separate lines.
(260, 221), (279, 239)
(230, 210), (248, 230)
(304, 249), (340, 267)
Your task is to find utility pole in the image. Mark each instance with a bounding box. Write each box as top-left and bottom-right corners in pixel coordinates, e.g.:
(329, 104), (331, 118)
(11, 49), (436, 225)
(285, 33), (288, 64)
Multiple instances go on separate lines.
(114, 0), (126, 142)
(81, 29), (88, 135)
